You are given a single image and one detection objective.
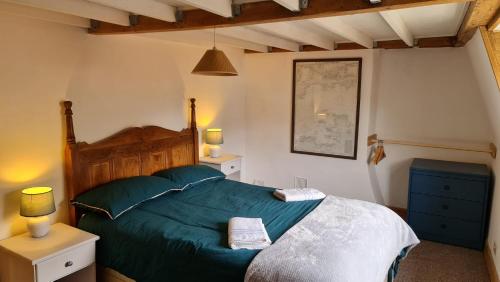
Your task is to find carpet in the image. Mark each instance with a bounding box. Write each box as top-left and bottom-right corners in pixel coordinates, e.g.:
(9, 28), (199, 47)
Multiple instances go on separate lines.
(396, 240), (490, 282)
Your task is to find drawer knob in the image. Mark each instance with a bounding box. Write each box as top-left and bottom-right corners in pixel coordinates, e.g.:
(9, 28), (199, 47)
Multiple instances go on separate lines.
(443, 185), (451, 191)
(440, 224), (447, 229)
(230, 165), (235, 169)
(65, 261), (73, 267)
(442, 204), (449, 210)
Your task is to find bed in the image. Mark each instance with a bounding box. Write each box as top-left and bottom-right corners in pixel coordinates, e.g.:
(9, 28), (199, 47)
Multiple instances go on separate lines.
(62, 99), (418, 282)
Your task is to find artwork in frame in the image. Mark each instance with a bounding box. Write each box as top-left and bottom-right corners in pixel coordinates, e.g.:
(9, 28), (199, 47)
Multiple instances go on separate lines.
(291, 58), (362, 160)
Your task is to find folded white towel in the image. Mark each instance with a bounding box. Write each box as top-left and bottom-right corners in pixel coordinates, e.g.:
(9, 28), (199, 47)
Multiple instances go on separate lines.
(228, 217), (271, 250)
(273, 188), (326, 202)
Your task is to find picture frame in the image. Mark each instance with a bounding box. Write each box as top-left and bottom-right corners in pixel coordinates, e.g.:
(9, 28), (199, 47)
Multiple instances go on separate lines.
(291, 58), (362, 160)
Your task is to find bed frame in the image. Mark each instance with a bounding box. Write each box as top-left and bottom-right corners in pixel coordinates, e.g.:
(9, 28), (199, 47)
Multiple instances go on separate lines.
(63, 98), (199, 226)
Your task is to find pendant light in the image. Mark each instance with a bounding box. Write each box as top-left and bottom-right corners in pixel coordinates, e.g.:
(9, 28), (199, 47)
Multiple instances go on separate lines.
(192, 28), (238, 76)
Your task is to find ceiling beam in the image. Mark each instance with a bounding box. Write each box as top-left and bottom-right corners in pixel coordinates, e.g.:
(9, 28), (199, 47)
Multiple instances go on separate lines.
(456, 0), (500, 46)
(176, 0), (232, 18)
(87, 0), (176, 22)
(380, 11), (414, 46)
(253, 22), (334, 50)
(273, 0), (300, 11)
(0, 1), (90, 28)
(88, 0), (472, 34)
(487, 8), (500, 31)
(311, 17), (374, 48)
(243, 36), (457, 53)
(3, 0), (130, 26)
(218, 27), (301, 51)
(140, 30), (268, 53)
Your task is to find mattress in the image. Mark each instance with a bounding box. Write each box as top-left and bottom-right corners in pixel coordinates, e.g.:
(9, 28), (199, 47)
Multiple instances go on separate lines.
(78, 179), (321, 282)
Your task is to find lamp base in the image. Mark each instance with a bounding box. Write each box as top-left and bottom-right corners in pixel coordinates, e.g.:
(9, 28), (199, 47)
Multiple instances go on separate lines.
(27, 216), (50, 238)
(209, 145), (222, 158)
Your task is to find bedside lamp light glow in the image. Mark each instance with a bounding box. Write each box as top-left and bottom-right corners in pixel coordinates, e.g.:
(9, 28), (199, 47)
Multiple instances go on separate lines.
(206, 128), (223, 158)
(20, 187), (55, 238)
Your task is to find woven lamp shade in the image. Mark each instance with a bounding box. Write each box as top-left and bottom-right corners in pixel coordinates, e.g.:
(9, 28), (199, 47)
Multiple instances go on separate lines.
(192, 47), (238, 76)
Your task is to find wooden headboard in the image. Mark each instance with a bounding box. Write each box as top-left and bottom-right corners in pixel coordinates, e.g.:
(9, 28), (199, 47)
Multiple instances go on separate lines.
(63, 99), (199, 226)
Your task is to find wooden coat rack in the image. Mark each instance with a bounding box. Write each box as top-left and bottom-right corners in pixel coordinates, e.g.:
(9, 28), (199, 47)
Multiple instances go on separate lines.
(367, 134), (497, 159)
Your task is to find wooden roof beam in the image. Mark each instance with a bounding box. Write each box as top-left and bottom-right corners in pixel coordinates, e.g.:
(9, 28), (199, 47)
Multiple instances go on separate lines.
(380, 10), (414, 46)
(456, 0), (500, 46)
(487, 8), (500, 31)
(88, 0), (472, 34)
(253, 22), (335, 50)
(3, 0), (130, 26)
(243, 36), (457, 53)
(87, 0), (176, 22)
(311, 17), (374, 48)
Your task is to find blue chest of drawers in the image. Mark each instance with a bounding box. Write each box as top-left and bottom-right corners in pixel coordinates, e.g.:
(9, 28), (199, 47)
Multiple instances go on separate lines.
(407, 158), (491, 250)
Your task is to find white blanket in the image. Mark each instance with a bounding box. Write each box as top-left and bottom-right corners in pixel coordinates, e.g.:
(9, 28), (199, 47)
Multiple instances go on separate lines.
(228, 217), (271, 250)
(245, 195), (420, 282)
(273, 188), (326, 202)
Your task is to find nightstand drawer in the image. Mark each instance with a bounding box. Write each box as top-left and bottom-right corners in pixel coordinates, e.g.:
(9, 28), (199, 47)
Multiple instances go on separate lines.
(410, 173), (485, 202)
(36, 242), (95, 282)
(409, 212), (481, 242)
(409, 193), (483, 222)
(221, 159), (241, 175)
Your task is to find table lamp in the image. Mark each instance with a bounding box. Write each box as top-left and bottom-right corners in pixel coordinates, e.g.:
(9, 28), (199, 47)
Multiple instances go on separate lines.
(206, 128), (223, 158)
(20, 187), (56, 238)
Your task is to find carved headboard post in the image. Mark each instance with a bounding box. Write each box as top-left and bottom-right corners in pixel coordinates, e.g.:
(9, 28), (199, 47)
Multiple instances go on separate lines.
(63, 101), (76, 145)
(63, 101), (79, 226)
(190, 98), (199, 164)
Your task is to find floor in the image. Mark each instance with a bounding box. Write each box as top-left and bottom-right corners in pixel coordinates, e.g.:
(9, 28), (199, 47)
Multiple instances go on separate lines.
(396, 241), (490, 282)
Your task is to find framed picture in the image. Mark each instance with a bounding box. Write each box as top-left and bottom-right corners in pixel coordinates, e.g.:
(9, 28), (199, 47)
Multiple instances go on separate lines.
(291, 58), (362, 160)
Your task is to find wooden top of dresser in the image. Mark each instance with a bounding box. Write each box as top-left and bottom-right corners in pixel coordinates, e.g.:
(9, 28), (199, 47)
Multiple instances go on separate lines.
(411, 158), (490, 177)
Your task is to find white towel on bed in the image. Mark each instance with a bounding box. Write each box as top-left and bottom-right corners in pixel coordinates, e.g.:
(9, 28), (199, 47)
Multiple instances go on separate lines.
(273, 188), (326, 202)
(228, 217), (271, 250)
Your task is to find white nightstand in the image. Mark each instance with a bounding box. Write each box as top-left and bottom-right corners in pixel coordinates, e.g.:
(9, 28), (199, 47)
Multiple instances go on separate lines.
(200, 154), (242, 181)
(0, 223), (99, 282)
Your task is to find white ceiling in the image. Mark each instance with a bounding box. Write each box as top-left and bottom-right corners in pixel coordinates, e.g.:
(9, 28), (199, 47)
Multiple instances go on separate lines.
(396, 3), (468, 38)
(1, 0), (470, 52)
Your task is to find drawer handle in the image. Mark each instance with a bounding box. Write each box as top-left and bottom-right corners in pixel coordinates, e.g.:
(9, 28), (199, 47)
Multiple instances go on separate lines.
(443, 185), (451, 191)
(65, 261), (73, 268)
(230, 165), (235, 169)
(440, 224), (447, 229)
(442, 204), (449, 210)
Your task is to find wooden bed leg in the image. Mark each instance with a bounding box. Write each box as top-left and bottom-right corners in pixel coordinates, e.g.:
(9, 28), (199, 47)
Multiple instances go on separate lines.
(190, 98), (199, 164)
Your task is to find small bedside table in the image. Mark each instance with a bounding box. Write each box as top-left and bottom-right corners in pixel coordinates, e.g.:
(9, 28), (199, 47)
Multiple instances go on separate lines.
(200, 154), (242, 181)
(0, 223), (99, 282)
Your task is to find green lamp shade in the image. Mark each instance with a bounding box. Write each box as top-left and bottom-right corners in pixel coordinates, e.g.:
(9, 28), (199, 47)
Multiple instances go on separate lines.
(206, 128), (223, 145)
(20, 187), (56, 217)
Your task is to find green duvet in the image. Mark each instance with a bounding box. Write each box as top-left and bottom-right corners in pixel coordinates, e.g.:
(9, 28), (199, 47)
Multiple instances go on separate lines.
(78, 179), (321, 282)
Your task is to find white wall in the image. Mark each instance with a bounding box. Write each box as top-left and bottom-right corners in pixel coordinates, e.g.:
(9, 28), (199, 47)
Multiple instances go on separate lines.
(243, 48), (492, 208)
(466, 30), (500, 276)
(243, 50), (379, 202)
(373, 48), (493, 208)
(0, 14), (246, 239)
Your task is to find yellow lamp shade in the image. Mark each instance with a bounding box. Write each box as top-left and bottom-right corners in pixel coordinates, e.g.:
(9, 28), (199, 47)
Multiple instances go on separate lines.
(206, 128), (223, 145)
(20, 187), (55, 217)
